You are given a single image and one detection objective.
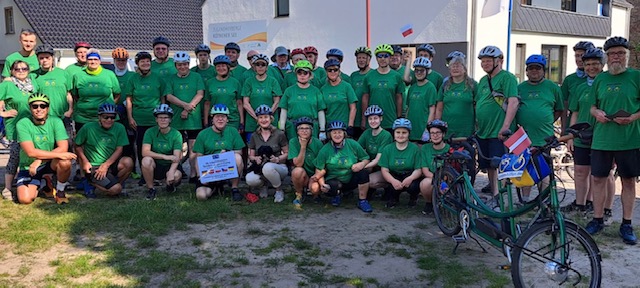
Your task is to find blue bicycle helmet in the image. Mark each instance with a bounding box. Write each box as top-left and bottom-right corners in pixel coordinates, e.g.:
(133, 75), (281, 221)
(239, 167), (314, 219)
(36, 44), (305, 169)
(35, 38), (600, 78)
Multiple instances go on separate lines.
(364, 105), (384, 117)
(582, 48), (605, 62)
(327, 120), (347, 131)
(573, 41), (595, 52)
(392, 118), (412, 131)
(255, 104), (272, 116)
(210, 104), (230, 115)
(152, 36), (170, 47)
(525, 54), (547, 68)
(417, 44), (436, 57)
(392, 45), (403, 55)
(213, 55), (231, 65)
(603, 36), (629, 51)
(413, 57), (432, 69)
(446, 51), (466, 63)
(153, 104), (174, 117)
(224, 42), (241, 52)
(195, 44), (211, 54)
(326, 48), (344, 61)
(324, 59), (341, 69)
(427, 119), (448, 133)
(295, 117), (314, 127)
(478, 46), (503, 59)
(98, 103), (117, 115)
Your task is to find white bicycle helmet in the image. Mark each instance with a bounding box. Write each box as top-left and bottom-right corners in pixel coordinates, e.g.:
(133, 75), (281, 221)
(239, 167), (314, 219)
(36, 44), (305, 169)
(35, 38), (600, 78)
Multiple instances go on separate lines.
(413, 57), (432, 69)
(174, 51), (190, 63)
(478, 46), (503, 59)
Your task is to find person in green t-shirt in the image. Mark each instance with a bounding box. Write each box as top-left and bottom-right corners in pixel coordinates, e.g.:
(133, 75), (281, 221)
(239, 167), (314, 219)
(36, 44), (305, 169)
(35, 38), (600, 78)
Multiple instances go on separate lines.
(225, 42), (249, 84)
(561, 41), (595, 130)
(193, 104), (245, 201)
(150, 36), (177, 78)
(361, 44), (405, 130)
(204, 55), (244, 131)
(325, 48), (352, 84)
(2, 29), (39, 77)
(405, 57), (437, 142)
(415, 44), (444, 91)
(312, 120), (373, 213)
(141, 104), (184, 200)
(321, 59), (357, 136)
(435, 51), (477, 139)
(191, 44), (217, 84)
(75, 103), (133, 197)
(289, 117), (323, 208)
(242, 54), (283, 141)
(350, 47), (373, 139)
(15, 93), (76, 205)
(112, 47), (137, 164)
(64, 42), (91, 79)
(419, 120), (451, 215)
(380, 118), (423, 208)
(358, 105), (393, 191)
(283, 48), (323, 89)
(33, 45), (73, 121)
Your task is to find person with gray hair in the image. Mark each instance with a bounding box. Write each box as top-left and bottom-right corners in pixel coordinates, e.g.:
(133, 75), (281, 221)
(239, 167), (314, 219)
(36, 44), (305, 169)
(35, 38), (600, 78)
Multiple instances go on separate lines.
(434, 51), (476, 139)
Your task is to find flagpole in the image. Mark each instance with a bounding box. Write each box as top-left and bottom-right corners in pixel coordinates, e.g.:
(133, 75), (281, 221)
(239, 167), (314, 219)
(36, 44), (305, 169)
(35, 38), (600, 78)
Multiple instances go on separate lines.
(506, 0), (513, 71)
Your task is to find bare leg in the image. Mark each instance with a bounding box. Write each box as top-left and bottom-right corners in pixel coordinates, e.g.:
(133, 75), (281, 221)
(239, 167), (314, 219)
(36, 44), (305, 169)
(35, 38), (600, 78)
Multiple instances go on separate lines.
(591, 176), (607, 218)
(141, 157), (156, 189)
(620, 177), (636, 220)
(231, 153), (243, 188)
(574, 165), (590, 205)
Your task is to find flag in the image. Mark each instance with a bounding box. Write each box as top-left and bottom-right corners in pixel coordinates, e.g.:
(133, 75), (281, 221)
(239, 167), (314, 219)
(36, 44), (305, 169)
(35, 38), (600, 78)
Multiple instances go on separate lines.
(482, 0), (510, 18)
(401, 24), (413, 37)
(503, 126), (531, 155)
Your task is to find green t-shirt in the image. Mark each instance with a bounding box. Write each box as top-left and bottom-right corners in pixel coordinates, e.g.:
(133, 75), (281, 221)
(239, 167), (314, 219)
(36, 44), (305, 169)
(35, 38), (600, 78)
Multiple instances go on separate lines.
(193, 126), (245, 155)
(516, 79), (564, 147)
(475, 70), (518, 139)
(315, 138), (369, 182)
(0, 75), (39, 140)
(142, 126), (183, 165)
(191, 65), (218, 84)
(165, 73), (205, 130)
(280, 84), (326, 139)
(241, 66), (286, 91)
(350, 69), (371, 127)
(588, 69), (640, 151)
(75, 121), (129, 166)
(230, 65), (248, 84)
(16, 116), (68, 170)
(284, 71), (323, 89)
(321, 81), (358, 125)
(32, 68), (72, 118)
(379, 142), (422, 174)
(406, 81), (437, 140)
(115, 71), (136, 105)
(561, 72), (587, 104)
(407, 69), (445, 92)
(421, 143), (450, 172)
(2, 52), (39, 77)
(437, 79), (477, 138)
(314, 67), (327, 84)
(125, 72), (166, 126)
(569, 81), (597, 148)
(362, 69), (405, 128)
(242, 76), (283, 132)
(72, 69), (121, 124)
(64, 63), (85, 79)
(288, 137), (323, 175)
(205, 76), (242, 127)
(357, 128), (393, 160)
(151, 58), (177, 79)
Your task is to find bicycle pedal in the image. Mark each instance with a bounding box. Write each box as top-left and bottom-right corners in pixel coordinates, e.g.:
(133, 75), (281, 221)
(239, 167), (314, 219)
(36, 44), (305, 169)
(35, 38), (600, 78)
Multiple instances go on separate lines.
(452, 235), (467, 243)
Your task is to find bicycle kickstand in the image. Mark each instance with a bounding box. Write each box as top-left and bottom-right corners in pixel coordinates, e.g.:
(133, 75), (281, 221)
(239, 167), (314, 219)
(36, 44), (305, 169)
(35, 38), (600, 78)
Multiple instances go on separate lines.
(469, 234), (488, 253)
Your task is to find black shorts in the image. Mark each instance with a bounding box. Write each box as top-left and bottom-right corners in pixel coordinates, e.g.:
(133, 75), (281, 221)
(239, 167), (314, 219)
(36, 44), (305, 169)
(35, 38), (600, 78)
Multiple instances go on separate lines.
(181, 129), (200, 140)
(74, 121), (85, 134)
(325, 169), (369, 196)
(591, 149), (640, 178)
(154, 163), (185, 180)
(477, 138), (506, 169)
(573, 146), (591, 166)
(15, 163), (55, 187)
(385, 172), (422, 195)
(88, 160), (121, 189)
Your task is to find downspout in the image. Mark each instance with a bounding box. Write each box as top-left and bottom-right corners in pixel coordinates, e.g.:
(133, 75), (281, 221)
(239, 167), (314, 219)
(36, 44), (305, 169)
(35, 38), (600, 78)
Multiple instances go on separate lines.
(469, 0), (477, 78)
(506, 0), (513, 71)
(366, 0), (371, 47)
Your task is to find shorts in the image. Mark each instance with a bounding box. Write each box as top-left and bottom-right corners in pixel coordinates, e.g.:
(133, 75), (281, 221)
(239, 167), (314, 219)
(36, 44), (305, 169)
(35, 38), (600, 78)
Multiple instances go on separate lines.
(245, 132), (253, 143)
(63, 117), (74, 138)
(15, 163), (55, 187)
(74, 121), (85, 134)
(88, 161), (120, 189)
(477, 138), (506, 169)
(6, 141), (20, 175)
(385, 172), (422, 196)
(573, 146), (591, 166)
(196, 179), (229, 189)
(591, 149), (640, 178)
(325, 169), (369, 196)
(181, 129), (200, 140)
(153, 162), (185, 180)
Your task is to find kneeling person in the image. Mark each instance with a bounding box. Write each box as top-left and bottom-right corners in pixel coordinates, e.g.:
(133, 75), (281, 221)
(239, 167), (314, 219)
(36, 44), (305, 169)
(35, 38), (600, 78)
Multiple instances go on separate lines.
(289, 117), (323, 208)
(419, 120), (450, 214)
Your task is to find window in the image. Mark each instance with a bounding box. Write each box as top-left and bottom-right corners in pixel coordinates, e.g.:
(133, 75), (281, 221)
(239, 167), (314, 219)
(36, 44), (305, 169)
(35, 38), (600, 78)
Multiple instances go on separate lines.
(520, 0), (532, 5)
(561, 0), (576, 12)
(275, 0), (289, 17)
(541, 45), (567, 84)
(4, 7), (14, 34)
(515, 44), (526, 83)
(599, 0), (611, 16)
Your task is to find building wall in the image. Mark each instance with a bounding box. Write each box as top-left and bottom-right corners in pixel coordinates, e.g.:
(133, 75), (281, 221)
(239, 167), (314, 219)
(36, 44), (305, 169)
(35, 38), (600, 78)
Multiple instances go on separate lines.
(610, 4), (631, 39)
(469, 0), (510, 80)
(629, 0), (640, 68)
(0, 0), (39, 59)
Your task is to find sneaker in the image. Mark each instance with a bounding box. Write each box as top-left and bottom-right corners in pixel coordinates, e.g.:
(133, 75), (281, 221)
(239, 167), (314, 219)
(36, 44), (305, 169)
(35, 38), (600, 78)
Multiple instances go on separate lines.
(292, 198), (302, 208)
(232, 189), (243, 202)
(422, 203), (434, 215)
(331, 195), (342, 207)
(1, 188), (12, 201)
(486, 196), (501, 212)
(138, 179), (146, 187)
(54, 190), (69, 204)
(274, 190), (284, 203)
(83, 179), (97, 198)
(166, 183), (176, 193)
(619, 224), (637, 245)
(357, 199), (373, 213)
(259, 186), (268, 199)
(130, 172), (141, 180)
(584, 220), (604, 235)
(146, 188), (157, 200)
(408, 200), (417, 208)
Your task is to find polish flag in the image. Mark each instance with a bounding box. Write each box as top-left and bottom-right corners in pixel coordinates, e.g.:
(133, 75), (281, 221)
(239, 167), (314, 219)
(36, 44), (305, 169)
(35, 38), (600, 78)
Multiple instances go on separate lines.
(401, 24), (413, 37)
(503, 126), (531, 155)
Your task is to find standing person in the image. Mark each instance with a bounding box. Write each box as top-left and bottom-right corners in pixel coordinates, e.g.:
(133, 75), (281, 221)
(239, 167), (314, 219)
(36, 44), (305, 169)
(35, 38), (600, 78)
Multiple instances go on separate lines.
(165, 51), (205, 184)
(475, 46), (519, 205)
(350, 47), (372, 139)
(191, 44), (217, 84)
(15, 93), (75, 204)
(32, 44), (73, 123)
(435, 51), (477, 139)
(325, 48), (352, 84)
(358, 105), (393, 192)
(361, 44), (405, 130)
(586, 37), (640, 245)
(278, 60), (326, 140)
(112, 47), (136, 171)
(225, 42), (248, 83)
(2, 29), (39, 77)
(0, 60), (39, 199)
(389, 45), (404, 71)
(242, 54), (283, 141)
(321, 59), (357, 137)
(204, 55), (243, 131)
(271, 46), (291, 73)
(414, 43), (444, 91)
(65, 41), (91, 78)
(304, 46), (326, 83)
(404, 57), (437, 142)
(284, 48), (322, 89)
(150, 36), (177, 78)
(242, 51), (286, 92)
(288, 117), (323, 208)
(419, 120), (451, 214)
(561, 41), (595, 129)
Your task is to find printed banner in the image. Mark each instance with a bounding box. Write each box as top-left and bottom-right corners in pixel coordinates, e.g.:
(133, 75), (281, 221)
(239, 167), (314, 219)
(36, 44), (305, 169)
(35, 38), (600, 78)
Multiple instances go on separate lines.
(197, 151), (239, 184)
(208, 20), (268, 51)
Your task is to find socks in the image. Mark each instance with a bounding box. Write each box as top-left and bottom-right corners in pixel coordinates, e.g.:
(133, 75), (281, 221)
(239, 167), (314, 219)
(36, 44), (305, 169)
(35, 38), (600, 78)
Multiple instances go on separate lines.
(623, 219), (632, 225)
(56, 181), (66, 192)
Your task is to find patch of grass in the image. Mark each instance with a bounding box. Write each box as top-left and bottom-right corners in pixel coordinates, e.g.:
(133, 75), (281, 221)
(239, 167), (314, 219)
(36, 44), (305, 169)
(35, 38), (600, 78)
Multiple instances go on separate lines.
(252, 235), (292, 255)
(385, 234), (402, 244)
(136, 235), (158, 248)
(246, 228), (269, 236)
(16, 265), (30, 277)
(54, 254), (99, 278)
(191, 237), (203, 246)
(392, 248), (412, 259)
(264, 257), (282, 268)
(131, 250), (200, 274)
(292, 239), (313, 250)
(283, 254), (298, 263)
(232, 256), (250, 265)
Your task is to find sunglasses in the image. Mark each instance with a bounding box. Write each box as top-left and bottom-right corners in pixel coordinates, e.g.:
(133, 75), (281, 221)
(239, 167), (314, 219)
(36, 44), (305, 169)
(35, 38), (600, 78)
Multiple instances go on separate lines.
(326, 68), (339, 73)
(101, 115), (116, 120)
(376, 53), (391, 58)
(414, 68), (427, 74)
(296, 70), (310, 75)
(30, 103), (48, 109)
(254, 62), (267, 67)
(13, 67), (29, 72)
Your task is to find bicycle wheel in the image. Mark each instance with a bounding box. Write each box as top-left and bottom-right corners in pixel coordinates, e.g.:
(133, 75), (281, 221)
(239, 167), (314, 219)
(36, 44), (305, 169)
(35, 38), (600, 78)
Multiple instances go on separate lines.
(432, 166), (463, 236)
(562, 154), (574, 180)
(511, 221), (601, 287)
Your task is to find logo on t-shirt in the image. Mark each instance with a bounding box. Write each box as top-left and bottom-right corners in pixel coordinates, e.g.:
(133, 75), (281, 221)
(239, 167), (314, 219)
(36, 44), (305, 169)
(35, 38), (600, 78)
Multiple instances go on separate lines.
(606, 83), (621, 93)
(526, 91), (540, 99)
(34, 134), (49, 143)
(327, 93), (337, 100)
(337, 157), (350, 166)
(179, 84), (190, 90)
(214, 140), (226, 149)
(377, 80), (388, 88)
(216, 86), (227, 93)
(44, 80), (57, 87)
(297, 93), (308, 100)
(255, 87), (266, 94)
(141, 84), (151, 90)
(394, 158), (406, 167)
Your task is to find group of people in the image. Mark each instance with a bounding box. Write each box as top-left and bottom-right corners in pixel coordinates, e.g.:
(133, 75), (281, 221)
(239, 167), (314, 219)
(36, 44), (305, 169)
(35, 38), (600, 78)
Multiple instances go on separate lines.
(0, 29), (638, 245)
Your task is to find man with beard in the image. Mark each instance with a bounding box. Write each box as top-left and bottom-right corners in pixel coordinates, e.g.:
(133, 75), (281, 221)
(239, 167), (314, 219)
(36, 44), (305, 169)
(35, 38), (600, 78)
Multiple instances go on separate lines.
(150, 36), (177, 78)
(2, 29), (39, 77)
(350, 47), (372, 138)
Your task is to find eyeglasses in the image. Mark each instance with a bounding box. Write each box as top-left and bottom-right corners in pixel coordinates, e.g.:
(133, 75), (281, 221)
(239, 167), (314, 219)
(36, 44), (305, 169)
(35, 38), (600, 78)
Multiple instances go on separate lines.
(30, 103), (48, 109)
(296, 70), (310, 75)
(326, 68), (339, 73)
(414, 68), (427, 74)
(297, 127), (312, 130)
(13, 67), (29, 72)
(254, 62), (267, 67)
(606, 51), (626, 57)
(376, 53), (391, 58)
(526, 65), (543, 70)
(101, 115), (116, 120)
(157, 116), (171, 120)
(430, 131), (443, 136)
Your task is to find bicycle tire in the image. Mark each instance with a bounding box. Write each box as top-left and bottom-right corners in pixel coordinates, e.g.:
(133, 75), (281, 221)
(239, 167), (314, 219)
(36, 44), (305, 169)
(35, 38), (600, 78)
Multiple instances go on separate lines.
(511, 220), (601, 288)
(432, 166), (463, 236)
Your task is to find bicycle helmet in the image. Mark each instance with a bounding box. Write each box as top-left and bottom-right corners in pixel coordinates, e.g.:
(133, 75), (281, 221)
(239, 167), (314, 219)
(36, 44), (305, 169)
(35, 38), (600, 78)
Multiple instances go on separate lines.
(291, 48), (305, 57)
(417, 44), (436, 57)
(294, 60), (314, 72)
(478, 45), (503, 59)
(427, 119), (448, 133)
(255, 104), (273, 116)
(326, 48), (344, 61)
(295, 117), (314, 127)
(573, 41), (595, 52)
(582, 48), (605, 62)
(603, 36), (629, 51)
(135, 51), (152, 64)
(224, 42), (241, 52)
(74, 41), (91, 51)
(112, 47), (129, 59)
(324, 59), (341, 69)
(413, 57), (432, 69)
(28, 93), (50, 104)
(364, 105), (384, 117)
(153, 103), (174, 117)
(354, 46), (372, 57)
(392, 45), (403, 55)
(303, 46), (318, 55)
(446, 51), (466, 63)
(210, 104), (230, 115)
(174, 51), (190, 63)
(152, 36), (170, 47)
(327, 120), (347, 131)
(98, 103), (117, 115)
(525, 54), (547, 68)
(252, 54), (269, 64)
(35, 44), (55, 55)
(195, 44), (211, 54)
(213, 55), (231, 65)
(375, 44), (394, 56)
(392, 118), (412, 131)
